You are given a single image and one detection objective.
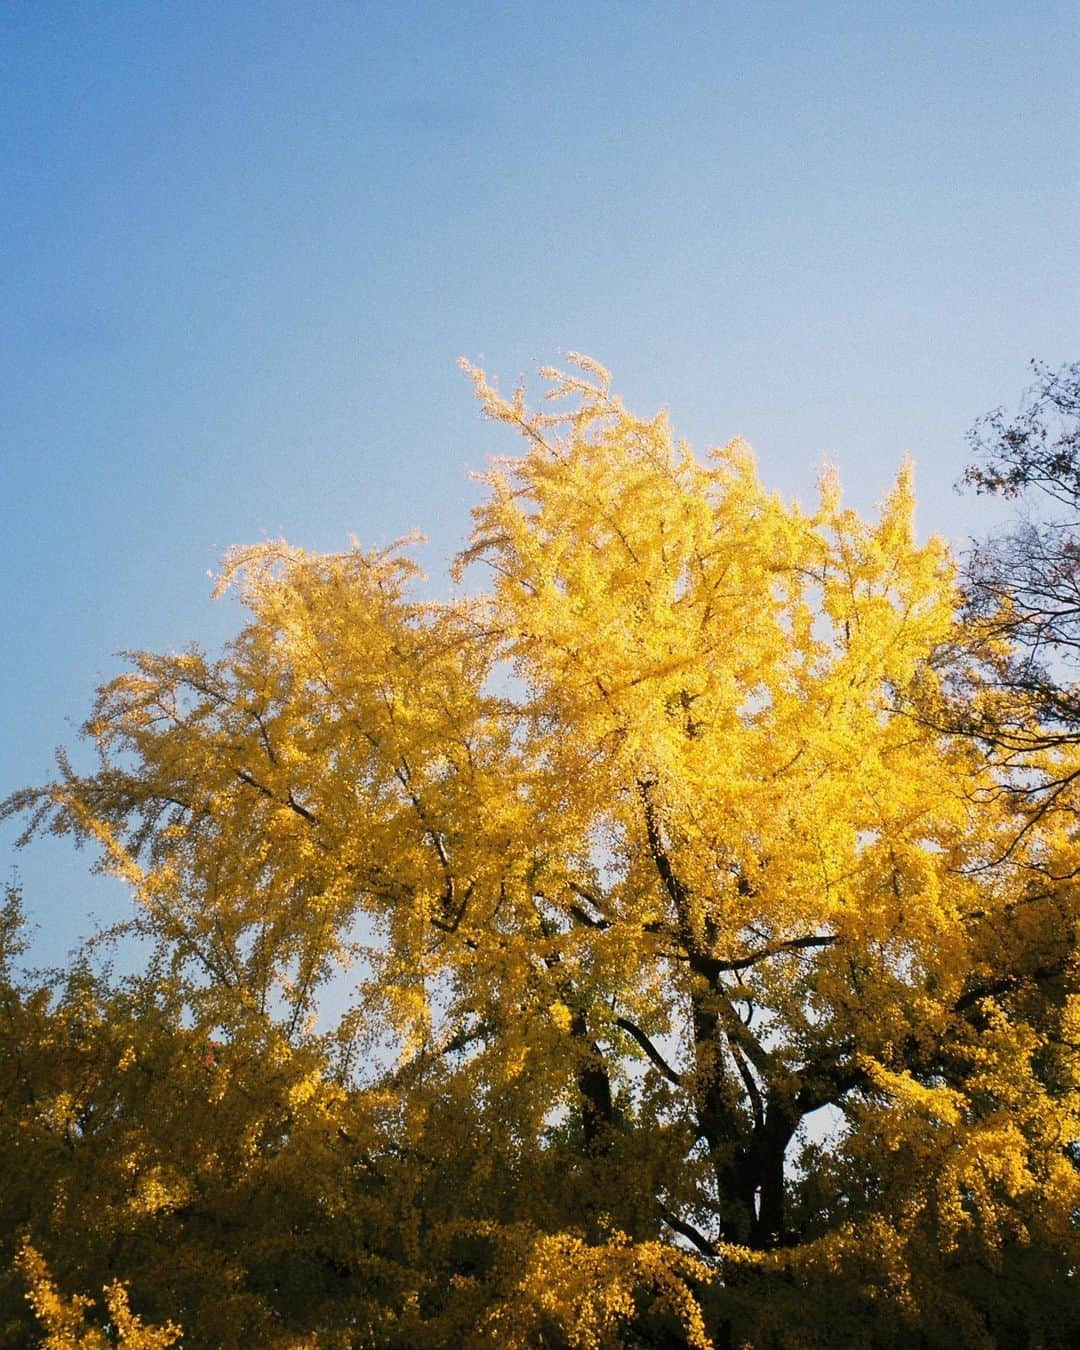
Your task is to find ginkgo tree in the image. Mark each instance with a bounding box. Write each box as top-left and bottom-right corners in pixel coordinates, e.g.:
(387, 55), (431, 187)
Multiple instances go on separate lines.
(2, 357), (1077, 1348)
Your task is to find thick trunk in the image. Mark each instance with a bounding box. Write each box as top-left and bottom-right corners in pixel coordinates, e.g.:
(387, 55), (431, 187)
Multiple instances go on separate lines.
(572, 1008), (614, 1153)
(637, 784), (795, 1249)
(691, 993), (802, 1249)
(750, 1102), (797, 1248)
(691, 997), (757, 1244)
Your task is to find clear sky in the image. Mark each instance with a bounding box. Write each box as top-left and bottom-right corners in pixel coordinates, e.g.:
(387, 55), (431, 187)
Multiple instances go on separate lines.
(2, 1), (1077, 964)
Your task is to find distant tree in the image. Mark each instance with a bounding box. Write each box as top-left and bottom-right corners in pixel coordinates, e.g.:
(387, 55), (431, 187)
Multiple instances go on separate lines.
(963, 362), (1080, 688)
(2, 359), (1077, 1347)
(950, 362), (1080, 848)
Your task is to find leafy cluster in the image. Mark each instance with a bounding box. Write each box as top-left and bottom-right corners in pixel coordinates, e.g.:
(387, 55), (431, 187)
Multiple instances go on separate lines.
(2, 359), (1077, 1347)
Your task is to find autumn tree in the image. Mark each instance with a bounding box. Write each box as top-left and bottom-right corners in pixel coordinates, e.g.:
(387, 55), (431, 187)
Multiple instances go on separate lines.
(2, 358), (1077, 1347)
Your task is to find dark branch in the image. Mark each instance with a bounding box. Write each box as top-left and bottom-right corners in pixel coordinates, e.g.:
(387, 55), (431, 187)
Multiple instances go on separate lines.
(955, 959), (1070, 1014)
(569, 903), (608, 930)
(639, 780), (694, 920)
(707, 933), (839, 975)
(659, 1206), (717, 1258)
(235, 768), (322, 829)
(729, 1042), (764, 1130)
(285, 790), (320, 826)
(614, 1016), (683, 1087)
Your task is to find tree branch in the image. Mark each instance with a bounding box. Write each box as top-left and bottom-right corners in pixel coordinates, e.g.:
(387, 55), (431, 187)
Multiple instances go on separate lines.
(706, 933), (839, 976)
(955, 958), (1070, 1014)
(729, 1042), (764, 1130)
(235, 768), (323, 829)
(659, 1205), (716, 1258)
(614, 1016), (683, 1087)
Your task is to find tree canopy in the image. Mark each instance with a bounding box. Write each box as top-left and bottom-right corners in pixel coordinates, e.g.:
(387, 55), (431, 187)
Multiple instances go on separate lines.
(2, 357), (1077, 1348)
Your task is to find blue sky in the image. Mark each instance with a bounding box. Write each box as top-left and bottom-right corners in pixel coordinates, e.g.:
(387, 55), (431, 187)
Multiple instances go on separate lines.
(2, 1), (1077, 964)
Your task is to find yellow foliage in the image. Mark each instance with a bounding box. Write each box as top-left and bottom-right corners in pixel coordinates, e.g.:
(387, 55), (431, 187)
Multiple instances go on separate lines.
(1, 358), (1076, 1346)
(17, 1243), (181, 1348)
(483, 1228), (714, 1349)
